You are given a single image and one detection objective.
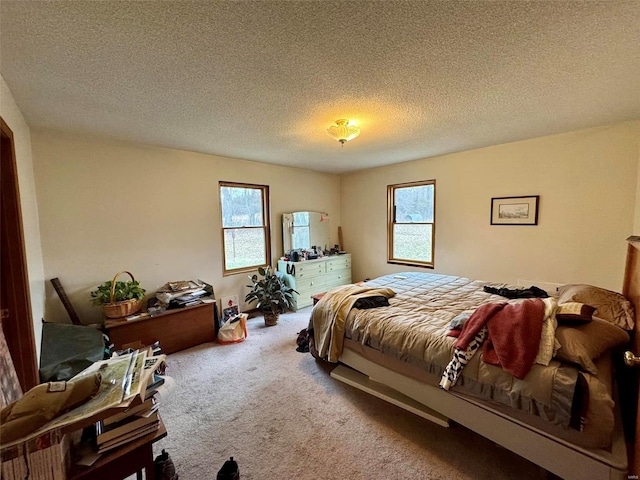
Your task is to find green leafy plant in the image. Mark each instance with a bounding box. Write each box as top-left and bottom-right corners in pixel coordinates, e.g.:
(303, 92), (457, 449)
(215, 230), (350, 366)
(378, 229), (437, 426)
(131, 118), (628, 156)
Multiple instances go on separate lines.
(244, 266), (297, 315)
(90, 279), (146, 306)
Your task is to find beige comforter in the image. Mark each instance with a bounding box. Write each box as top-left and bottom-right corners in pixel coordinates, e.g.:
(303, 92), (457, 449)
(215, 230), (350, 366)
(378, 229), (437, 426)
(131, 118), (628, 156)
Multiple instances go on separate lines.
(311, 284), (396, 362)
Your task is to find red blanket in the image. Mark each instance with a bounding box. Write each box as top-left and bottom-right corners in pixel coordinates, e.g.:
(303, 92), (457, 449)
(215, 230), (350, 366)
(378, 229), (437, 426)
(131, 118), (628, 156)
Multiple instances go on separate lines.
(454, 299), (544, 379)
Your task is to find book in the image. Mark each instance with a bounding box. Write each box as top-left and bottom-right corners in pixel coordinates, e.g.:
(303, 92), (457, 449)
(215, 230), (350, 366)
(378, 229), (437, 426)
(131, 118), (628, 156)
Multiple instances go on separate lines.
(96, 411), (159, 445)
(220, 295), (239, 324)
(144, 374), (166, 400)
(97, 421), (159, 454)
(138, 403), (160, 418)
(146, 374), (165, 392)
(167, 280), (197, 292)
(175, 289), (207, 302)
(182, 299), (202, 307)
(102, 397), (156, 426)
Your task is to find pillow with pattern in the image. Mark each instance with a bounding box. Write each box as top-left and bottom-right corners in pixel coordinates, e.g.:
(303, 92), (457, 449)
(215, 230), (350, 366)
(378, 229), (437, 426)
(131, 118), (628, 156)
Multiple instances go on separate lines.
(556, 302), (595, 324)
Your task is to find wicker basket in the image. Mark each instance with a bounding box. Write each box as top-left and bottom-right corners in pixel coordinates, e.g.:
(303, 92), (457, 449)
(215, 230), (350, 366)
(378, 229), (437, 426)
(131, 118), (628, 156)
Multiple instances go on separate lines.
(102, 271), (143, 319)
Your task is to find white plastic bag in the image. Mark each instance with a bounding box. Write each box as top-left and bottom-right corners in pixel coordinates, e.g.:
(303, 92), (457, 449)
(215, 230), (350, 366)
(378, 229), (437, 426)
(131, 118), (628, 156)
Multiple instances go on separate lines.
(217, 313), (248, 344)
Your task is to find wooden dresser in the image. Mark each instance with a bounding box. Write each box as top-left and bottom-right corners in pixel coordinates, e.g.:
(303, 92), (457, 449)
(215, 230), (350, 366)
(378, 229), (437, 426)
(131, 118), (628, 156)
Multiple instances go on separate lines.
(277, 254), (351, 310)
(104, 303), (216, 354)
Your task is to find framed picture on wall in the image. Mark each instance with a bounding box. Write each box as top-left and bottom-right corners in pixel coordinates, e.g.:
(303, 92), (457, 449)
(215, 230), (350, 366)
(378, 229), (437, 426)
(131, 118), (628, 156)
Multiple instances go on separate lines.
(490, 195), (539, 225)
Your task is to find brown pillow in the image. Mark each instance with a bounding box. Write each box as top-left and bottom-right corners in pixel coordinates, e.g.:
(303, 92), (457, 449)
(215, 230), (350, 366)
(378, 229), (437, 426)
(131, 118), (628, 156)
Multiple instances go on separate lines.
(555, 302), (595, 324)
(554, 317), (630, 375)
(557, 284), (635, 330)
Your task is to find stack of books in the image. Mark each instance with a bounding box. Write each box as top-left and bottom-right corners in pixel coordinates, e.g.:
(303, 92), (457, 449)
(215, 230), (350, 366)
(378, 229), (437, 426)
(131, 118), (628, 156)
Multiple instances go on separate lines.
(156, 279), (214, 308)
(1, 350), (173, 475)
(169, 288), (209, 308)
(95, 397), (160, 454)
(92, 367), (169, 454)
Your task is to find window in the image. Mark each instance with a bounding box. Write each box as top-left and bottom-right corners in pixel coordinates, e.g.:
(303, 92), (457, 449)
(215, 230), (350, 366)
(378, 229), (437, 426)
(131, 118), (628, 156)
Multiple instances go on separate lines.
(219, 182), (271, 275)
(387, 180), (435, 268)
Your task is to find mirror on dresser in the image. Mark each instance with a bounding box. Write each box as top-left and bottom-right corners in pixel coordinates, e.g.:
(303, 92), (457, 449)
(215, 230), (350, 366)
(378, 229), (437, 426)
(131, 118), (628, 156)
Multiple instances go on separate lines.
(282, 211), (331, 255)
(280, 211), (352, 310)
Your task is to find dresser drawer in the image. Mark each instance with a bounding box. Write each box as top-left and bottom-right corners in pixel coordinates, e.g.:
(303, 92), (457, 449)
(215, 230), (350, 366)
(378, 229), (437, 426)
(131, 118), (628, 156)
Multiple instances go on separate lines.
(295, 281), (329, 308)
(294, 275), (327, 292)
(326, 256), (351, 272)
(292, 261), (325, 278)
(294, 293), (314, 309)
(326, 271), (351, 289)
(293, 289), (319, 309)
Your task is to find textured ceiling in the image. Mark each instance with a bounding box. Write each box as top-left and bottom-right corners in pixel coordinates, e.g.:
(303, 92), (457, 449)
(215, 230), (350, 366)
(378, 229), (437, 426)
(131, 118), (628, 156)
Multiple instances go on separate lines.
(1, 1), (639, 174)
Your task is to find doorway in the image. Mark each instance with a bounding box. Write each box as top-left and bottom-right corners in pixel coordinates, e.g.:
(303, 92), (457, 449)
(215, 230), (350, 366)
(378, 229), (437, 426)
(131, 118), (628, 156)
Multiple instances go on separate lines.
(1, 116), (38, 391)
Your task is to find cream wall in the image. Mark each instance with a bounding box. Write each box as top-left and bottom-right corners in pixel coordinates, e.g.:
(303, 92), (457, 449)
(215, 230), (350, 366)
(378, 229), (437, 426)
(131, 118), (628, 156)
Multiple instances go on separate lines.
(31, 129), (342, 325)
(0, 75), (46, 357)
(341, 121), (640, 292)
(20, 120), (640, 327)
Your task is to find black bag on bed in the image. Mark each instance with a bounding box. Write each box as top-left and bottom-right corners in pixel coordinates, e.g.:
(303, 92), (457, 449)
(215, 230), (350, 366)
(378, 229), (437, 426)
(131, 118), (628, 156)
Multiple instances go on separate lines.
(353, 295), (390, 309)
(483, 285), (549, 299)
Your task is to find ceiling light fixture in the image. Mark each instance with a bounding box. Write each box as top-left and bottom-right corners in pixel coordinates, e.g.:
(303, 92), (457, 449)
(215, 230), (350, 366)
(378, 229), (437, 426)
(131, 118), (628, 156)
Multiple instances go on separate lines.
(326, 119), (360, 146)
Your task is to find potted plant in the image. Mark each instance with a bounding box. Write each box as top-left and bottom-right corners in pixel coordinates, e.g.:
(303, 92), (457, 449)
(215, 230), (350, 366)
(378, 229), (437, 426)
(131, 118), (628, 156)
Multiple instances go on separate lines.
(91, 271), (146, 319)
(245, 266), (297, 326)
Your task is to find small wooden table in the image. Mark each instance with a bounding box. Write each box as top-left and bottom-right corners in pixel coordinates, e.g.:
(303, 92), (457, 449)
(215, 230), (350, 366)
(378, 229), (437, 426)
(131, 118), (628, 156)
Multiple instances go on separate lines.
(69, 417), (167, 480)
(311, 292), (326, 305)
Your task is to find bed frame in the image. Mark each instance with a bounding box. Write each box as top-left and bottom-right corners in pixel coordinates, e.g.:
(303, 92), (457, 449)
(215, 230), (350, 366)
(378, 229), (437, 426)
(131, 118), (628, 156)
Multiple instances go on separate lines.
(331, 237), (640, 480)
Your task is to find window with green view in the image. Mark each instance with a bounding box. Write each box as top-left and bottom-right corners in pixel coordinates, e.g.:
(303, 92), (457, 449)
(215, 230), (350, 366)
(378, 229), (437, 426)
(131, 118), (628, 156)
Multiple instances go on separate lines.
(387, 180), (435, 268)
(219, 182), (271, 275)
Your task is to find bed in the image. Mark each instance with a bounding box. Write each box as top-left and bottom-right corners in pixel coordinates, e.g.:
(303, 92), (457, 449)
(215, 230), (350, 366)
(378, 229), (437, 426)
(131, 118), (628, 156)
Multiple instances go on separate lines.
(309, 237), (640, 480)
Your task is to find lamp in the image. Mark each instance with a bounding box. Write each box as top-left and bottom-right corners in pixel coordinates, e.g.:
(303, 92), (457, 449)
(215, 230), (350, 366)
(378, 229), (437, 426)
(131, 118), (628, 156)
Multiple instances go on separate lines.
(326, 119), (360, 146)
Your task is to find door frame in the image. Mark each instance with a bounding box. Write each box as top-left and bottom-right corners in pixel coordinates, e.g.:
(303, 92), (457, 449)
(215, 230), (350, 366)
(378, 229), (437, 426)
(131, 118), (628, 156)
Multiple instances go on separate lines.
(0, 116), (38, 391)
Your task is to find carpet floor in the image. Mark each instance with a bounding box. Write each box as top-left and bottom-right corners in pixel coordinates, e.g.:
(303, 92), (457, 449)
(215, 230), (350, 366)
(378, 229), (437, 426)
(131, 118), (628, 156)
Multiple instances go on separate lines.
(150, 309), (548, 479)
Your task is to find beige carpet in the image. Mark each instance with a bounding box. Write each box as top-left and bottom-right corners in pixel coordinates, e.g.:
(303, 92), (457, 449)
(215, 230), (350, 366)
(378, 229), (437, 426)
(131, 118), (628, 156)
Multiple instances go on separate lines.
(151, 309), (548, 479)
